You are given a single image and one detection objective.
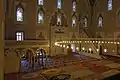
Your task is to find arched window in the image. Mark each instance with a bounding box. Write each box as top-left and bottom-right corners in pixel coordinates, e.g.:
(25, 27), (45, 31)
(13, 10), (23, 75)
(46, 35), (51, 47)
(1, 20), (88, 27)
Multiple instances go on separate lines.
(108, 0), (112, 11)
(38, 11), (44, 24)
(98, 15), (103, 27)
(57, 0), (61, 9)
(57, 13), (61, 25)
(16, 7), (24, 22)
(84, 17), (87, 27)
(72, 16), (76, 27)
(38, 0), (43, 5)
(72, 1), (76, 12)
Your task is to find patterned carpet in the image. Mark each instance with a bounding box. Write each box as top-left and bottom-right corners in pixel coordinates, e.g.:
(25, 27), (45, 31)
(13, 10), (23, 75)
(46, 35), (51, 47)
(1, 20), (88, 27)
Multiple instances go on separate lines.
(4, 53), (120, 80)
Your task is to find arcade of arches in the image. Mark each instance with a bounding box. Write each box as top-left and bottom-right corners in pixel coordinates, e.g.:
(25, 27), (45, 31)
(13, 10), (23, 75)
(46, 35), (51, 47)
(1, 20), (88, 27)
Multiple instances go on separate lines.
(3, 0), (120, 80)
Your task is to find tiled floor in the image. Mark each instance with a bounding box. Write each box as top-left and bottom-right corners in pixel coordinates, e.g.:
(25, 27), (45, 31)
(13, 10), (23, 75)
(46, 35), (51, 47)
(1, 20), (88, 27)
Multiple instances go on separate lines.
(5, 53), (120, 80)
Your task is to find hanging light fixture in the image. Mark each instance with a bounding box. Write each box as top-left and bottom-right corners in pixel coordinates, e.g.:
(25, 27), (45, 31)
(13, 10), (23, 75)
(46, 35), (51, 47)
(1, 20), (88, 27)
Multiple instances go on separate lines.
(97, 49), (99, 52)
(117, 42), (120, 44)
(54, 42), (58, 45)
(71, 46), (74, 49)
(89, 48), (92, 52)
(63, 45), (65, 48)
(104, 49), (107, 52)
(98, 41), (100, 43)
(60, 45), (62, 47)
(67, 46), (69, 48)
(76, 47), (79, 50)
(82, 47), (85, 50)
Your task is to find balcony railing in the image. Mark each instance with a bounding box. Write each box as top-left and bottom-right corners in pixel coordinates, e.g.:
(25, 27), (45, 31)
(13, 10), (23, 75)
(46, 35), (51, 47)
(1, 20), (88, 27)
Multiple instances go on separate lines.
(5, 40), (49, 47)
(57, 38), (120, 42)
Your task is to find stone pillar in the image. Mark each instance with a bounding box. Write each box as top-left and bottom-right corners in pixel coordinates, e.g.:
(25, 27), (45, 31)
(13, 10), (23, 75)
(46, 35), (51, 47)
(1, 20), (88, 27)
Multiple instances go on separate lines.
(116, 44), (119, 55)
(79, 43), (81, 52)
(28, 51), (33, 67)
(0, 0), (4, 79)
(33, 54), (36, 70)
(4, 52), (20, 73)
(98, 43), (102, 56)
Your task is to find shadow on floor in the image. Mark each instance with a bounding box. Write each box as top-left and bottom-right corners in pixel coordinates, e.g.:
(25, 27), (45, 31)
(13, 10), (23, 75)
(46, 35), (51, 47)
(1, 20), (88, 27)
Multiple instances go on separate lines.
(104, 73), (120, 80)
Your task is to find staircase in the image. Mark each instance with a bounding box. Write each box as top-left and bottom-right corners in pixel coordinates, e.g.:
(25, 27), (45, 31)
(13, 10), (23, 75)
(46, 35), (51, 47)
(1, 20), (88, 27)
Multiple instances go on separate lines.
(79, 28), (98, 55)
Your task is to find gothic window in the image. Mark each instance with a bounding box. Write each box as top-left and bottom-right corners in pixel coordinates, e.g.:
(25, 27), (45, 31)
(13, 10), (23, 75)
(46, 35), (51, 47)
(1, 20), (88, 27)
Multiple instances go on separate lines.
(72, 16), (76, 27)
(57, 13), (61, 25)
(84, 17), (87, 27)
(38, 11), (44, 24)
(57, 0), (61, 9)
(98, 15), (103, 27)
(16, 7), (24, 22)
(108, 0), (112, 11)
(72, 1), (76, 12)
(16, 32), (24, 41)
(38, 0), (43, 5)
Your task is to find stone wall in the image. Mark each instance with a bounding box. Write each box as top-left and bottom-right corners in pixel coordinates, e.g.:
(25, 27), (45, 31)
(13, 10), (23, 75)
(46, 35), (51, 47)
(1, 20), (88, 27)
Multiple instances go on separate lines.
(5, 0), (90, 40)
(4, 52), (20, 73)
(92, 0), (120, 38)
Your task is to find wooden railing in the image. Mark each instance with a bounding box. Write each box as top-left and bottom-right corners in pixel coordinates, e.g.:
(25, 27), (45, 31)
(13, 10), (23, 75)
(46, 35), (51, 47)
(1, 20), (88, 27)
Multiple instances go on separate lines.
(80, 29), (98, 54)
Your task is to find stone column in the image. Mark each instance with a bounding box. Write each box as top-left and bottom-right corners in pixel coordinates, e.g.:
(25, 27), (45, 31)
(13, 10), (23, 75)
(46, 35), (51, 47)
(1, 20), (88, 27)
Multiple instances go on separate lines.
(79, 43), (81, 52)
(0, 0), (4, 79)
(98, 43), (101, 56)
(33, 54), (36, 70)
(116, 44), (119, 55)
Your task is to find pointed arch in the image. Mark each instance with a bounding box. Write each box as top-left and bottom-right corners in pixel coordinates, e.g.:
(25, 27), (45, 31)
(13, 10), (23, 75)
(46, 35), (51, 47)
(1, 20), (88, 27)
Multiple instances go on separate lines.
(49, 10), (68, 27)
(16, 3), (24, 22)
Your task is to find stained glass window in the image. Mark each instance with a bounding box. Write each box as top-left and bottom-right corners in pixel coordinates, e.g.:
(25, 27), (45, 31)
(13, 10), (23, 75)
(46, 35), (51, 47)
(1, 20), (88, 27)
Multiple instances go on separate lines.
(72, 16), (76, 27)
(108, 0), (112, 11)
(84, 17), (87, 27)
(38, 11), (44, 24)
(57, 0), (61, 9)
(98, 16), (103, 27)
(57, 14), (61, 25)
(16, 7), (23, 22)
(38, 0), (43, 5)
(73, 1), (76, 12)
